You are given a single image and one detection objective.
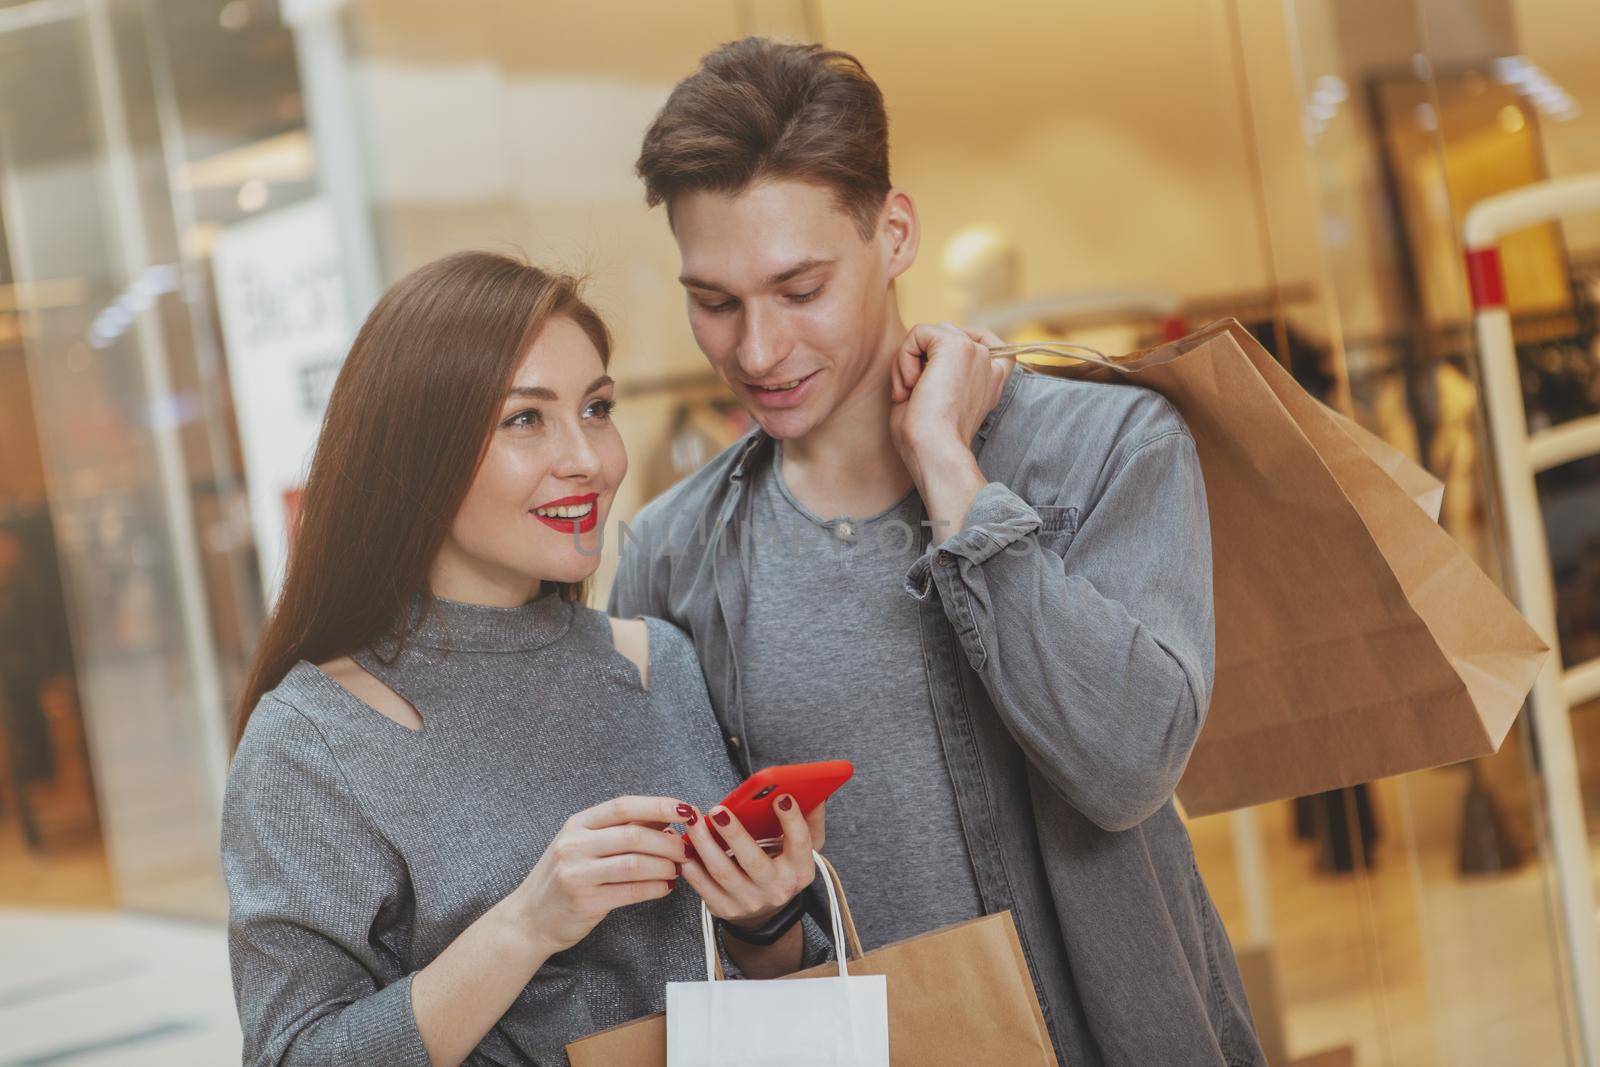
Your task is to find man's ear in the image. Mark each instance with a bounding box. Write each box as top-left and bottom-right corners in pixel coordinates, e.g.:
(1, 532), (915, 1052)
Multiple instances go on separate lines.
(880, 189), (920, 281)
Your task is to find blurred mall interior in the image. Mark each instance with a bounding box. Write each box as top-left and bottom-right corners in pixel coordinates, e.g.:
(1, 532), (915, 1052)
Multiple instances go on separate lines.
(1, 0), (1599, 1064)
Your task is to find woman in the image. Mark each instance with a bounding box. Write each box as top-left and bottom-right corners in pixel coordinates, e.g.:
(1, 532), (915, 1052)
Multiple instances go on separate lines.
(223, 251), (827, 1067)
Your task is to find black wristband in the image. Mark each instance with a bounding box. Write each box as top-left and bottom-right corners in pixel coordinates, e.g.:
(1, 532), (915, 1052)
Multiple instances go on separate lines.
(715, 892), (807, 947)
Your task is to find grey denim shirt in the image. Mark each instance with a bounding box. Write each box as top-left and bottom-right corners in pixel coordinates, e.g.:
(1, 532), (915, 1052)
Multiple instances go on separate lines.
(610, 362), (1265, 1066)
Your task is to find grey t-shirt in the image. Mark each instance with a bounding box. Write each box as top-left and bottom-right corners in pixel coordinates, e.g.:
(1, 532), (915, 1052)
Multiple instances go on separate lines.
(739, 443), (985, 948)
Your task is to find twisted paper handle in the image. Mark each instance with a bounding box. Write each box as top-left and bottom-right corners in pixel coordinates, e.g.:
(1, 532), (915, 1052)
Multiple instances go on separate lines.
(989, 341), (1132, 374)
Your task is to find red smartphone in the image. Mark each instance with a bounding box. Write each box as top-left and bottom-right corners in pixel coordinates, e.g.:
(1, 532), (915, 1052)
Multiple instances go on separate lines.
(686, 759), (853, 856)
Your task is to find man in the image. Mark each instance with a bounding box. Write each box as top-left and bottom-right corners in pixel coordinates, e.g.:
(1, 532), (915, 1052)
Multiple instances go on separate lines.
(610, 37), (1264, 1066)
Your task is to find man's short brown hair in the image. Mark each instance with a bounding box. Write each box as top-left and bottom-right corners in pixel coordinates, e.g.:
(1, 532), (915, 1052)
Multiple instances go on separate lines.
(636, 37), (891, 240)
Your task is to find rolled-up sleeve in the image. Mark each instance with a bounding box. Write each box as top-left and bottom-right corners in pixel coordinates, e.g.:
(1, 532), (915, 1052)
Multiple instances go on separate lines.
(223, 699), (431, 1067)
(905, 430), (1215, 832)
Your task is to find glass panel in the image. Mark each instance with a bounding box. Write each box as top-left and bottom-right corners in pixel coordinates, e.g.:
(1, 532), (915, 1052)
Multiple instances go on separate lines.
(1504, 0), (1600, 753)
(0, 1), (262, 918)
(1272, 0), (1590, 1062)
(0, 216), (113, 903)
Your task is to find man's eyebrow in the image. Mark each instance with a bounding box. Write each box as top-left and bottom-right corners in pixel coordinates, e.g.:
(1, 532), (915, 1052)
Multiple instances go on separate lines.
(678, 257), (836, 292)
(506, 375), (613, 401)
(764, 257), (834, 287)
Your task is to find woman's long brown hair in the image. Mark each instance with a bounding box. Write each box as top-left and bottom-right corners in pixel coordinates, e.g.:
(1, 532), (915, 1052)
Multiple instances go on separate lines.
(233, 251), (611, 748)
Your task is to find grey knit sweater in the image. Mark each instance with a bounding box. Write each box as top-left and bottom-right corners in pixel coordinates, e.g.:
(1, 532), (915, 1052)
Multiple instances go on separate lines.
(223, 595), (792, 1066)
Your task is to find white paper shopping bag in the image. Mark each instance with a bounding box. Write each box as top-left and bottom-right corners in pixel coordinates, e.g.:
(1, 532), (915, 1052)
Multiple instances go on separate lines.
(665, 851), (889, 1066)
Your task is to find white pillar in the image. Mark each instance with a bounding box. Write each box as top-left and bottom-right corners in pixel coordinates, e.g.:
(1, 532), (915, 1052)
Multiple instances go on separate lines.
(282, 0), (382, 327)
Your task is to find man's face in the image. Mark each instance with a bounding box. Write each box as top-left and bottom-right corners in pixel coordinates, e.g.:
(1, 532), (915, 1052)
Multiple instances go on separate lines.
(671, 180), (909, 440)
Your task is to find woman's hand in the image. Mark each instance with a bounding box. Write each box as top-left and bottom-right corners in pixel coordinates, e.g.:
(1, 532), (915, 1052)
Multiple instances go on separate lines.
(507, 795), (690, 956)
(412, 796), (686, 1067)
(680, 796), (826, 927)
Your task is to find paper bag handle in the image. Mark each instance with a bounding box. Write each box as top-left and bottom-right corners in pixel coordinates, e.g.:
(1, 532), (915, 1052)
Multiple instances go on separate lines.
(813, 853), (866, 962)
(700, 850), (866, 982)
(990, 341), (1130, 373)
(992, 320), (1250, 374)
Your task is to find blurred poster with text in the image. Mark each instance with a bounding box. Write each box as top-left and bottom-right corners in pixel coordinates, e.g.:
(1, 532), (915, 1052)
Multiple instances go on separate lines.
(212, 197), (348, 599)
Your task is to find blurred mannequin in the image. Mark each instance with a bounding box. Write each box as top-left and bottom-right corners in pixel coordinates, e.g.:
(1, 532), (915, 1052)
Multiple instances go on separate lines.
(940, 223), (1022, 325)
(941, 225), (1166, 355)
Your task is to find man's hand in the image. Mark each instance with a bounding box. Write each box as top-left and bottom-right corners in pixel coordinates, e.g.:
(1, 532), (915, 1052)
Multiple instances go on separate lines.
(889, 322), (1014, 536)
(889, 322), (1012, 461)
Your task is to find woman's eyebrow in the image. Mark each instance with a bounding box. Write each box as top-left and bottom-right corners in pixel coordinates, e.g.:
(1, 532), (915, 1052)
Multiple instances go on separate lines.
(506, 375), (613, 401)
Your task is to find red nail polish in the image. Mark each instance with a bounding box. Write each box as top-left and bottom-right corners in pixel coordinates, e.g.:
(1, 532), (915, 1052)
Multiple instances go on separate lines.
(777, 795), (794, 812)
(685, 842), (698, 861)
(712, 809), (731, 827)
(675, 803), (693, 819)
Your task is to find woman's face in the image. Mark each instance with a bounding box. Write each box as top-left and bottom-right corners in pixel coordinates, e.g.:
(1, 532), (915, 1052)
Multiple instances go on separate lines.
(430, 316), (627, 605)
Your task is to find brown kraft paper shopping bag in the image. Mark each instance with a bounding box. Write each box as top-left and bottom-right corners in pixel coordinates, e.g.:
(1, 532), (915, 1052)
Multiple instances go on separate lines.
(567, 855), (1057, 1066)
(1020, 319), (1548, 815)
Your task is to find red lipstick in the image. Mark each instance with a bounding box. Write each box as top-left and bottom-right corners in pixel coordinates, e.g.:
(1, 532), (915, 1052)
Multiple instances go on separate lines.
(530, 493), (600, 535)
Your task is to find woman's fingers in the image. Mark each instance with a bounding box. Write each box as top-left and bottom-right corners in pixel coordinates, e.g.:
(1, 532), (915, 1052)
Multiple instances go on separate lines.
(594, 878), (674, 912)
(571, 795), (685, 831)
(680, 859), (740, 916)
(772, 792), (814, 860)
(803, 800), (827, 852)
(588, 853), (679, 886)
(770, 794), (821, 894)
(685, 805), (755, 895)
(584, 824), (689, 863)
(722, 798), (811, 907)
(710, 805), (775, 881)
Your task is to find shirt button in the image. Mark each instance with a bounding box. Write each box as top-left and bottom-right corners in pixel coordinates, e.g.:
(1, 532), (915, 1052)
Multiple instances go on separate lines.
(835, 521), (854, 541)
(937, 550), (954, 565)
(727, 734), (743, 751)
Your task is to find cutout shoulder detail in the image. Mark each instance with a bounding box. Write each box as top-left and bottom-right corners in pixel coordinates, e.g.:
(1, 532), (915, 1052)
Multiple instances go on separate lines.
(608, 616), (650, 691)
(316, 655), (424, 732)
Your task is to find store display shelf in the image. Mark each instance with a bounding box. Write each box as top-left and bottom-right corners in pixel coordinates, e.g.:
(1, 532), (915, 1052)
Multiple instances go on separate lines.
(1530, 414), (1600, 474)
(1569, 657), (1600, 710)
